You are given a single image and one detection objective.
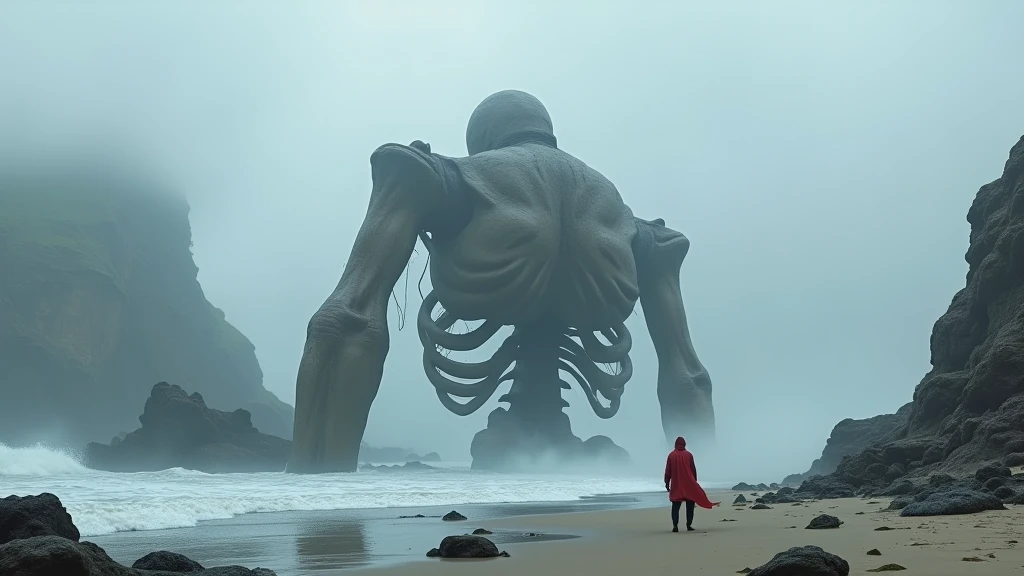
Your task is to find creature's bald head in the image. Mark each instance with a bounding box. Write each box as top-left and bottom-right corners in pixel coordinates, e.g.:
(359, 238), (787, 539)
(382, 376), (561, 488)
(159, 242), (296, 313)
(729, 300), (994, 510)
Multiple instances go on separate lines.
(466, 90), (557, 155)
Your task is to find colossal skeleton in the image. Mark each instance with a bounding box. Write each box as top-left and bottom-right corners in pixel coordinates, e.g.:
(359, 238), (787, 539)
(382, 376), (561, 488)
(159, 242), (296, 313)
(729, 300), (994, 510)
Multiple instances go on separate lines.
(289, 91), (714, 473)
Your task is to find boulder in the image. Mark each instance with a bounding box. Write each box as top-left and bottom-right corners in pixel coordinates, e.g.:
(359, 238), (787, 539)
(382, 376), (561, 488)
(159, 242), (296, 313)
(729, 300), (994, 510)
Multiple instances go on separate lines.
(976, 463), (1011, 482)
(732, 483), (756, 491)
(806, 515), (842, 529)
(733, 494), (748, 504)
(899, 489), (1006, 516)
(85, 383), (292, 473)
(994, 486), (1016, 500)
(132, 551), (204, 572)
(431, 535), (504, 559)
(0, 494), (80, 546)
(747, 545), (849, 576)
(1004, 452), (1024, 467)
(442, 511), (467, 522)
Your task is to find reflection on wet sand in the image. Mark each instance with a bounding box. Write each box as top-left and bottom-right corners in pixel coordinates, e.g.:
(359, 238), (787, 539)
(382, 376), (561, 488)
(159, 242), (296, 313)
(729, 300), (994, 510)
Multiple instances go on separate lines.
(296, 519), (370, 571)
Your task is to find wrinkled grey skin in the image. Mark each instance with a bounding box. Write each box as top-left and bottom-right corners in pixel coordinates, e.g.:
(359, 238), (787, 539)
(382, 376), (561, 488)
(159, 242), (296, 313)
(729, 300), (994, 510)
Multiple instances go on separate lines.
(289, 90), (714, 473)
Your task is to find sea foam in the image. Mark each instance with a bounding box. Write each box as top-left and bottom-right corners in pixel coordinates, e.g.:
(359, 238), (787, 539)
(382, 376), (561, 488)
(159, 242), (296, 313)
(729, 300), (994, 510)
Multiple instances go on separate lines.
(1, 443), (671, 537)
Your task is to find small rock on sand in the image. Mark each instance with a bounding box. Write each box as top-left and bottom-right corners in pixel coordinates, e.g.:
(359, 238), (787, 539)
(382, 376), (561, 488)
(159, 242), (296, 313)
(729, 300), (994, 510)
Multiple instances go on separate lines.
(866, 564), (906, 572)
(747, 545), (849, 576)
(867, 549), (881, 556)
(751, 504), (771, 510)
(442, 510), (468, 521)
(472, 528), (493, 535)
(806, 514), (842, 529)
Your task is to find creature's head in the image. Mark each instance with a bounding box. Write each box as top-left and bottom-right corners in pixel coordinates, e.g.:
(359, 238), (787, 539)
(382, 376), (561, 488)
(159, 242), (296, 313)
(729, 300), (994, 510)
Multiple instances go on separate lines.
(466, 90), (557, 155)
(675, 436), (687, 450)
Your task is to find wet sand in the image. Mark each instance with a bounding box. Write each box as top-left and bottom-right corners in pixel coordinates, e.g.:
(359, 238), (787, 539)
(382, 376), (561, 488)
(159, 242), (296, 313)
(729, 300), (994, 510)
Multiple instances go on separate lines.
(88, 492), (666, 574)
(352, 494), (1024, 576)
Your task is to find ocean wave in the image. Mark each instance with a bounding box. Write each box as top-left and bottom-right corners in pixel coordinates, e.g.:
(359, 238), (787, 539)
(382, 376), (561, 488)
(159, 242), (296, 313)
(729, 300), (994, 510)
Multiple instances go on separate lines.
(0, 442), (89, 476)
(2, 444), (722, 537)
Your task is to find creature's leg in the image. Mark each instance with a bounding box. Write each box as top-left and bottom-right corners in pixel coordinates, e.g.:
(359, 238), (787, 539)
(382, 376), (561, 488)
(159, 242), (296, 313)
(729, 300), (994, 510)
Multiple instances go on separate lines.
(686, 500), (695, 528)
(289, 144), (444, 473)
(633, 217), (715, 445)
(671, 501), (681, 528)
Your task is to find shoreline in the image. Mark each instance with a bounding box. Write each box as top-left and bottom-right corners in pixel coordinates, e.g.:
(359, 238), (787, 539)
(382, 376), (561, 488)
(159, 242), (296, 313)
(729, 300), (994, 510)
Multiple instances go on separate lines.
(351, 493), (1024, 576)
(87, 490), (670, 574)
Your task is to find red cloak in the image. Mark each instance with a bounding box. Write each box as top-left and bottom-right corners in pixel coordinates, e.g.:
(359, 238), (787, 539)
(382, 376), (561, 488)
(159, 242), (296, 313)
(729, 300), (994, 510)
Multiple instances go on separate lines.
(664, 437), (719, 509)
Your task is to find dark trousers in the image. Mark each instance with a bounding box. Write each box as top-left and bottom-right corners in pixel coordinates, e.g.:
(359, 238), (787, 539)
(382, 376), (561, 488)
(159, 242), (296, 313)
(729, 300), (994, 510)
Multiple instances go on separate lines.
(671, 500), (695, 528)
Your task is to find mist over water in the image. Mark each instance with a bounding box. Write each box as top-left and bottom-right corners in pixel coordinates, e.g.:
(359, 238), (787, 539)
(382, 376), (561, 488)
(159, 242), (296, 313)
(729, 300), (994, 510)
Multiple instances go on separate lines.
(0, 444), (721, 538)
(2, 1), (1024, 488)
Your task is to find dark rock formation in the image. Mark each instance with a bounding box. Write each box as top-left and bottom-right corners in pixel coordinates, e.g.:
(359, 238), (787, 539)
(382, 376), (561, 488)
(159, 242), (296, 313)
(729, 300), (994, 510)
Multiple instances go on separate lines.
(132, 551), (204, 572)
(750, 504), (772, 510)
(866, 565), (906, 572)
(442, 511), (467, 522)
(470, 407), (630, 471)
(993, 486), (1016, 500)
(899, 489), (1006, 516)
(732, 483), (756, 491)
(867, 549), (881, 556)
(805, 514), (842, 529)
(0, 493), (80, 546)
(1004, 452), (1024, 467)
(784, 404), (912, 485)
(357, 442), (441, 464)
(733, 494), (747, 504)
(360, 461), (435, 472)
(0, 493), (275, 575)
(975, 463), (1011, 482)
(429, 535), (504, 559)
(794, 137), (1024, 497)
(85, 383), (291, 473)
(747, 545), (849, 576)
(472, 528), (493, 535)
(0, 168), (293, 447)
(756, 488), (802, 504)
(0, 537), (276, 576)
(794, 475), (855, 499)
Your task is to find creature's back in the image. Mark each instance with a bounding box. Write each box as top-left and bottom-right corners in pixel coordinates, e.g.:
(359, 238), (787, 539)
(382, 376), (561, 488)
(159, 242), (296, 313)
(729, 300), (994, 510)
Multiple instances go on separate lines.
(429, 143), (639, 330)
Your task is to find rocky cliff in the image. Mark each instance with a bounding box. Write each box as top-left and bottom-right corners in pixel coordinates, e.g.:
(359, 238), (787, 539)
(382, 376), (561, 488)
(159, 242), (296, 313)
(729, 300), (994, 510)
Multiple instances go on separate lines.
(795, 136), (1024, 495)
(783, 403), (912, 485)
(0, 166), (292, 447)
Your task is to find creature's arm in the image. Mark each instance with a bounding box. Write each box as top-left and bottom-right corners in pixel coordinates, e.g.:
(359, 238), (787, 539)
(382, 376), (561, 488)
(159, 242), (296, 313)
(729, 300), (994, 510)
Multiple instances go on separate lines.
(633, 217), (716, 446)
(290, 142), (443, 473)
(664, 456), (672, 488)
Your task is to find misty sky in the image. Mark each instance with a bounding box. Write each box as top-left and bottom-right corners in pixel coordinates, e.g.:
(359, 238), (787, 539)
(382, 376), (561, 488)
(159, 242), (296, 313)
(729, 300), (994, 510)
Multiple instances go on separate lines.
(2, 1), (1024, 481)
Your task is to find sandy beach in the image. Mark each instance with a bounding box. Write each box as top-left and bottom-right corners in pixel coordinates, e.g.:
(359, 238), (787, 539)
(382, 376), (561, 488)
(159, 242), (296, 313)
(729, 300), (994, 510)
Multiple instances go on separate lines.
(352, 492), (1024, 576)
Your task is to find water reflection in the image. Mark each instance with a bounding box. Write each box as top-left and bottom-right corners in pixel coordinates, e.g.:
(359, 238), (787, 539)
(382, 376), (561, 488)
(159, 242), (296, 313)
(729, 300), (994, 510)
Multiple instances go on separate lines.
(295, 519), (369, 571)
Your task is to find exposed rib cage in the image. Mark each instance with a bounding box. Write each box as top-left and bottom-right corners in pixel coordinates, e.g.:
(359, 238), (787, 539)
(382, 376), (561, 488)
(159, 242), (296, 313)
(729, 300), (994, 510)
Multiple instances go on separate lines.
(417, 290), (633, 418)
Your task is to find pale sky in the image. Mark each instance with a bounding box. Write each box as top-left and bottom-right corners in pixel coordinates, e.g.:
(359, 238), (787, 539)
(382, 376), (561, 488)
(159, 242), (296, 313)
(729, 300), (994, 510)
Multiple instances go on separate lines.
(2, 0), (1023, 481)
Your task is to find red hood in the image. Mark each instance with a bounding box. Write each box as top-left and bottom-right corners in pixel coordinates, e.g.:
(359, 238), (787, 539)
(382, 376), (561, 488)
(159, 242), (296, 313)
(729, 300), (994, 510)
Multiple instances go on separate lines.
(674, 436), (686, 450)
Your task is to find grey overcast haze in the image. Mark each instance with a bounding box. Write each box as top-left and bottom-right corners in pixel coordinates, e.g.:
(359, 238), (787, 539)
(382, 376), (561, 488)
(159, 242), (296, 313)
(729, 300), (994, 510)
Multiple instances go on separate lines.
(2, 0), (1024, 481)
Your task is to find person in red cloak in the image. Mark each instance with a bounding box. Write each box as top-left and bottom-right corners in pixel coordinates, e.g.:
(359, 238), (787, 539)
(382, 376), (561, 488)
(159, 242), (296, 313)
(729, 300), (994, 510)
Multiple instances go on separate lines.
(664, 436), (719, 532)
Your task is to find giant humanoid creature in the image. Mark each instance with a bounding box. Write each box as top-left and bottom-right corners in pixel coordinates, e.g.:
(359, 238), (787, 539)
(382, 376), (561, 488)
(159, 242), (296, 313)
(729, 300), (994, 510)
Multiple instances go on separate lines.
(289, 91), (714, 473)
